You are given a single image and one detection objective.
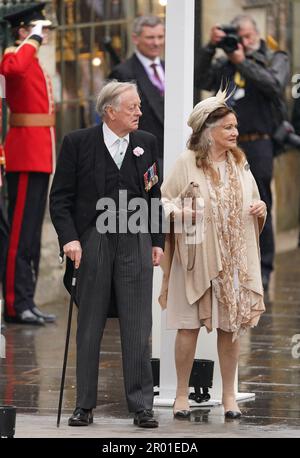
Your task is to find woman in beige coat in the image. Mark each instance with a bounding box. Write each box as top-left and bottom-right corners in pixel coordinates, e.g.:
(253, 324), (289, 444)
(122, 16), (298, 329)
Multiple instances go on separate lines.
(159, 89), (266, 419)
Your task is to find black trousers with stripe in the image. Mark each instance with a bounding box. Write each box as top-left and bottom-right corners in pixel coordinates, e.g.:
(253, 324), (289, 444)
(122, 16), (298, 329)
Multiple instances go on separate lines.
(75, 228), (154, 412)
(3, 172), (49, 317)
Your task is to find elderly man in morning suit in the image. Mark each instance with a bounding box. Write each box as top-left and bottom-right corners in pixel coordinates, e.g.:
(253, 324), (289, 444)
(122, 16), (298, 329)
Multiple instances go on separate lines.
(50, 81), (165, 428)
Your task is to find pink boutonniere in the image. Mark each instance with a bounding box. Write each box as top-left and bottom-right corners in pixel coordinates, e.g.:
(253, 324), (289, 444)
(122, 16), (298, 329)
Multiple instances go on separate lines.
(133, 146), (144, 157)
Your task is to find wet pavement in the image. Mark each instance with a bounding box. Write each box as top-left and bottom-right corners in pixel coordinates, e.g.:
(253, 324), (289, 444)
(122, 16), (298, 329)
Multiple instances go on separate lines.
(0, 227), (300, 438)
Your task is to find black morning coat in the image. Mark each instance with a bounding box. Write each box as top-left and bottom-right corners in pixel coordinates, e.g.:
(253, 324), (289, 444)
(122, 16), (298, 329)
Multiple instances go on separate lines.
(49, 124), (165, 298)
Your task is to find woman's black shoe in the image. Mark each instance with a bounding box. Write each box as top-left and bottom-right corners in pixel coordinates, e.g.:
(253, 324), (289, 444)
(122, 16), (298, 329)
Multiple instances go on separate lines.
(173, 409), (191, 419)
(68, 407), (93, 426)
(173, 398), (191, 419)
(225, 410), (242, 419)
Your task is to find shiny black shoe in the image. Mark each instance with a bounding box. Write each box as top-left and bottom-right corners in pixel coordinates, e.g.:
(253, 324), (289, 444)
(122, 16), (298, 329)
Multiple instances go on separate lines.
(133, 409), (159, 428)
(5, 309), (45, 326)
(225, 410), (242, 419)
(31, 307), (56, 323)
(68, 407), (93, 426)
(173, 398), (191, 419)
(173, 409), (191, 419)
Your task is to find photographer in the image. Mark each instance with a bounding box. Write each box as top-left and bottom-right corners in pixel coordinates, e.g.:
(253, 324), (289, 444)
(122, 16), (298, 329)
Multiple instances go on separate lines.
(195, 14), (290, 292)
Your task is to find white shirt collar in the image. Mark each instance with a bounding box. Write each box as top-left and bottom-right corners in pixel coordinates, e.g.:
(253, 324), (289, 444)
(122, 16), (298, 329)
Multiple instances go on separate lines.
(102, 122), (129, 148)
(135, 49), (161, 69)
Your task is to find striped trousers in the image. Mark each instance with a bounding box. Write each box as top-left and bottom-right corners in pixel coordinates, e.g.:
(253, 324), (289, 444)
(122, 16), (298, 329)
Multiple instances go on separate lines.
(75, 228), (154, 412)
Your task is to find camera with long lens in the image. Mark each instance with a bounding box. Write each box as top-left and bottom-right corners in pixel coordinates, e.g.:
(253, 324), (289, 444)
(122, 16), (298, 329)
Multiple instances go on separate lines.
(273, 120), (300, 149)
(217, 25), (240, 53)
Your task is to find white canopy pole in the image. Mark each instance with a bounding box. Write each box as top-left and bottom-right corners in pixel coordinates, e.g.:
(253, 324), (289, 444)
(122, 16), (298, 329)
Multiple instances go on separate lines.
(152, 0), (254, 406)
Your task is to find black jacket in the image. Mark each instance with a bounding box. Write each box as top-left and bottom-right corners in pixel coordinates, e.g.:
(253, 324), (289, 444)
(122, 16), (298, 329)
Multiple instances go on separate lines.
(292, 97), (300, 135)
(50, 124), (165, 248)
(109, 54), (164, 159)
(50, 125), (165, 295)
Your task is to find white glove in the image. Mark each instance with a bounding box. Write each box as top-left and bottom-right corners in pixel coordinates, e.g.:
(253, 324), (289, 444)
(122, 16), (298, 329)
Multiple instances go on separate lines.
(30, 22), (44, 39)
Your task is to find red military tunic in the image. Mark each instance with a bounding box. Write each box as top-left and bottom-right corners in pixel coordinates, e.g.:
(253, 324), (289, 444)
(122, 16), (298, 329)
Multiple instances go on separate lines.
(0, 38), (54, 172)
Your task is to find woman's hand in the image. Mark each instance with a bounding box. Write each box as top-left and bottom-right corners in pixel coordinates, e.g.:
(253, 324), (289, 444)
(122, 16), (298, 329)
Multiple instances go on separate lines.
(152, 247), (164, 266)
(249, 200), (267, 218)
(210, 25), (226, 46)
(170, 207), (196, 224)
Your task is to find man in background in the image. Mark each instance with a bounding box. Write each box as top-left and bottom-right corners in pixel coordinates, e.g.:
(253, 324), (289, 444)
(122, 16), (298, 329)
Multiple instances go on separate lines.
(110, 15), (165, 176)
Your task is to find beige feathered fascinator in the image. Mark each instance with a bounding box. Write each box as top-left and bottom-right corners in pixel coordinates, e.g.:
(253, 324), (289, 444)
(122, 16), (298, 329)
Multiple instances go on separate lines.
(188, 85), (235, 133)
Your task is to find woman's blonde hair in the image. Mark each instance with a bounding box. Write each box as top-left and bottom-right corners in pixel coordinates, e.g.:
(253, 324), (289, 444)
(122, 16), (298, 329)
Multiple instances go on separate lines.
(187, 106), (245, 184)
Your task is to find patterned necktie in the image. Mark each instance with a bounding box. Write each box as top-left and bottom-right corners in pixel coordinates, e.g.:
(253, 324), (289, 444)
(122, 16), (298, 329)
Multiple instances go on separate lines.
(114, 138), (126, 169)
(150, 63), (165, 96)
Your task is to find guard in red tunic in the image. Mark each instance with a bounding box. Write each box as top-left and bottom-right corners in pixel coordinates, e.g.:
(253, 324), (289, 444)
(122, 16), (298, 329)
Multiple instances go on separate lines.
(1, 3), (56, 324)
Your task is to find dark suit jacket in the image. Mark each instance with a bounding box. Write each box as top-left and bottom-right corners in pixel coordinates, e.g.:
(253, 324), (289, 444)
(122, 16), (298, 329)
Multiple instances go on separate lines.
(109, 54), (164, 160)
(49, 124), (165, 294)
(292, 96), (300, 135)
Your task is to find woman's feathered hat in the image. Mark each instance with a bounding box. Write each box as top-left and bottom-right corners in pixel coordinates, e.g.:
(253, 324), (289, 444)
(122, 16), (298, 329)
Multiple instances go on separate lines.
(188, 85), (234, 133)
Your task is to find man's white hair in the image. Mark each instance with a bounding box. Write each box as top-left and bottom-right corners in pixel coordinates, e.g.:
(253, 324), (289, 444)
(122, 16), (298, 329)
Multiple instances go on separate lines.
(96, 80), (138, 117)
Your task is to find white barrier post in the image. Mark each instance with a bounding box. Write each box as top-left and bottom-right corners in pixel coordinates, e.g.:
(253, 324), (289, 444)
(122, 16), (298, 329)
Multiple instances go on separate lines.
(152, 0), (254, 407)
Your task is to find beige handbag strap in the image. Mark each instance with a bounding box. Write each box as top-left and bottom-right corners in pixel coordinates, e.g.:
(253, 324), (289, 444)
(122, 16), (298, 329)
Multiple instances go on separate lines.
(187, 244), (196, 271)
(184, 182), (199, 271)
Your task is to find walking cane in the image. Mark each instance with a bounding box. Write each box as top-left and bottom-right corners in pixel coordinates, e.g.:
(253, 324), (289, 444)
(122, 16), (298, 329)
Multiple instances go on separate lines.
(57, 259), (77, 427)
